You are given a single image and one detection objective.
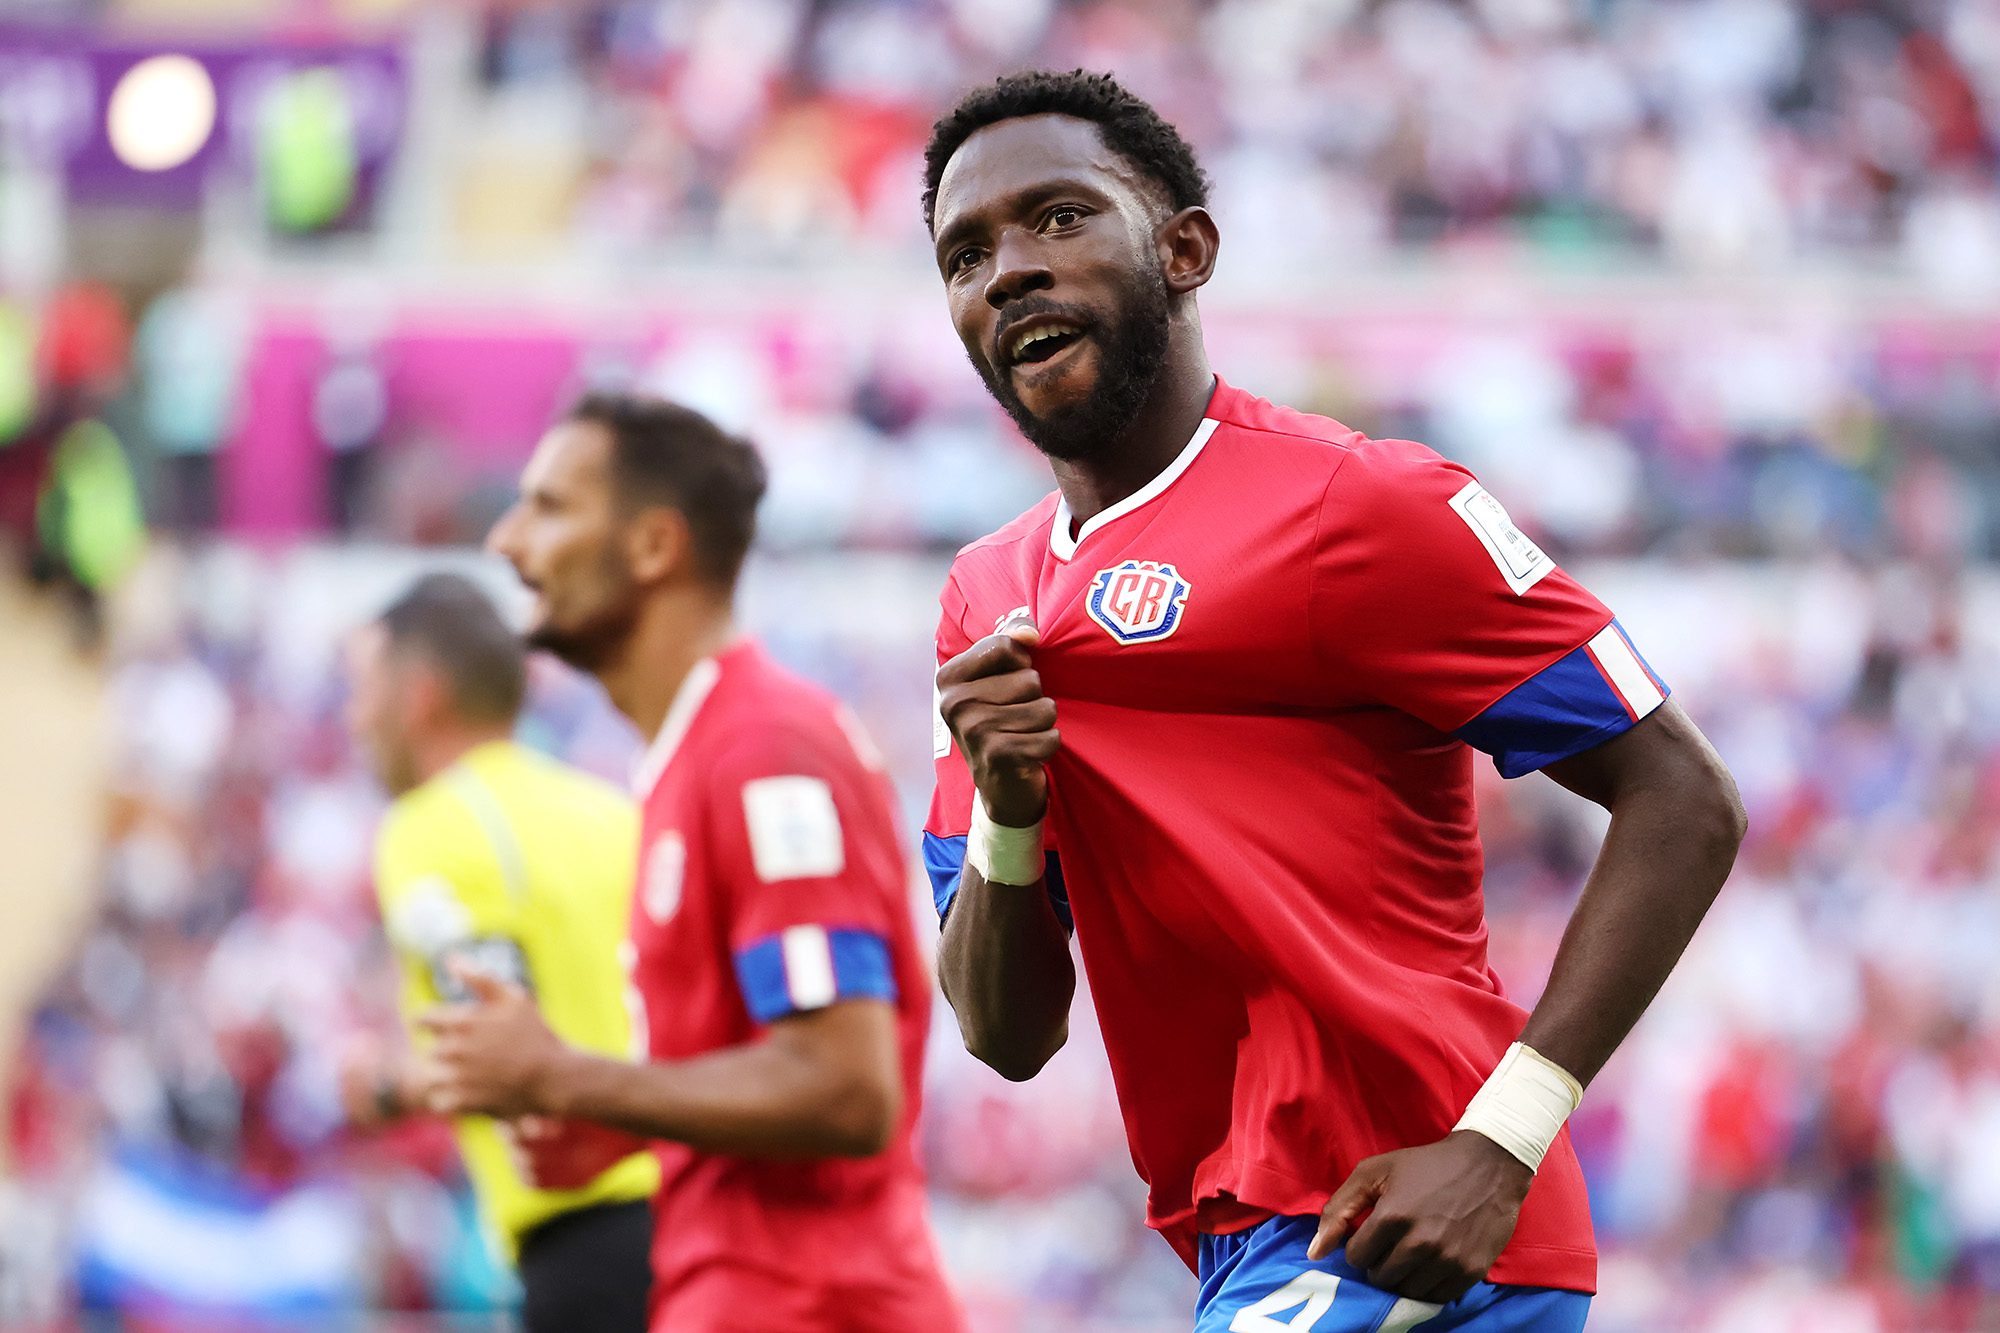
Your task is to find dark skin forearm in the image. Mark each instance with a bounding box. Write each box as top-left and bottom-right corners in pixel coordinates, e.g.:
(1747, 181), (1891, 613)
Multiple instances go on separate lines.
(537, 1020), (897, 1158)
(933, 620), (1077, 1082)
(937, 865), (1075, 1082)
(1313, 698), (1746, 1300)
(1523, 699), (1747, 1085)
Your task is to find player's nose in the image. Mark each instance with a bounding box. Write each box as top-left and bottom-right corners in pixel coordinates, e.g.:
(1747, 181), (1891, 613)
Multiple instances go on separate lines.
(484, 504), (521, 563)
(984, 230), (1054, 310)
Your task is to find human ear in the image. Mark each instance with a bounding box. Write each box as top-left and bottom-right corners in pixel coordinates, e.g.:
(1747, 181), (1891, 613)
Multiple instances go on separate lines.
(627, 506), (694, 585)
(1158, 206), (1220, 294)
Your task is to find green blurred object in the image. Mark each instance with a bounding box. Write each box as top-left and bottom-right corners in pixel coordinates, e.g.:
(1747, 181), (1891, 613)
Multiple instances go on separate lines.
(0, 302), (37, 445)
(1889, 1159), (1955, 1286)
(36, 419), (146, 590)
(260, 67), (359, 232)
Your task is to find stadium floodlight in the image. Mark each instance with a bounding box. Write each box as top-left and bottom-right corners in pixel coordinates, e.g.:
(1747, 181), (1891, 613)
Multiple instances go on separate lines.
(106, 54), (216, 172)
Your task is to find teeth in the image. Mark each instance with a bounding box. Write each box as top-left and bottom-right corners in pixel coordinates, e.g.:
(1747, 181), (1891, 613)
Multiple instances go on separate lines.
(1010, 323), (1080, 361)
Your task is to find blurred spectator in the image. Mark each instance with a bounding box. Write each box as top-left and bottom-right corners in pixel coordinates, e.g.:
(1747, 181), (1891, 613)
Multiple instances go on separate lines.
(60, 277), (2000, 567)
(13, 0), (2000, 1327)
(33, 416), (145, 646)
(11, 544), (2000, 1330)
(444, 0), (2000, 274)
(312, 337), (390, 535)
(132, 289), (246, 533)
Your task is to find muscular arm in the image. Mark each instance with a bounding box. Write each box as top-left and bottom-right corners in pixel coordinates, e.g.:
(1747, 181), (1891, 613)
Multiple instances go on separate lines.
(543, 1001), (901, 1157)
(425, 980), (903, 1158)
(937, 863), (1074, 1081)
(933, 623), (1074, 1081)
(1518, 698), (1746, 1083)
(1315, 699), (1745, 1298)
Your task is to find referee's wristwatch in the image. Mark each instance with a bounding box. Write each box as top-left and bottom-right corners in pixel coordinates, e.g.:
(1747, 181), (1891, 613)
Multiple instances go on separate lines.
(372, 1068), (404, 1122)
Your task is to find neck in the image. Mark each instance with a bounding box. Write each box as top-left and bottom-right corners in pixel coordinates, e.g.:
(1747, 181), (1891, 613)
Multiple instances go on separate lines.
(596, 587), (738, 741)
(1052, 329), (1214, 530)
(410, 721), (512, 786)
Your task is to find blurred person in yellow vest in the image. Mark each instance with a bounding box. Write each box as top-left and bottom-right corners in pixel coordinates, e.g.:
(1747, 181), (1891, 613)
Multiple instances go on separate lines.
(33, 416), (145, 649)
(341, 571), (656, 1331)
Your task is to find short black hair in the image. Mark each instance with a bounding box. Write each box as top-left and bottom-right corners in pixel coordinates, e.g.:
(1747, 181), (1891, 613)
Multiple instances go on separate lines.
(564, 391), (769, 589)
(377, 573), (525, 724)
(922, 69), (1209, 232)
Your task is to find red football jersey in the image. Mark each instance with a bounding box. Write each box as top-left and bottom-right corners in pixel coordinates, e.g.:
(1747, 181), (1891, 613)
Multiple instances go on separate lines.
(924, 379), (1671, 1294)
(630, 640), (961, 1331)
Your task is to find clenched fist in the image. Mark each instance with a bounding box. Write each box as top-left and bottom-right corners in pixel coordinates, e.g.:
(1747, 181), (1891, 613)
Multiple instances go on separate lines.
(1309, 1130), (1533, 1304)
(937, 619), (1060, 829)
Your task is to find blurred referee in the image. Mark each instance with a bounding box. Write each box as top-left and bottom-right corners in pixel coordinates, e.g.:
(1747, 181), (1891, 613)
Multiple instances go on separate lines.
(340, 572), (655, 1331)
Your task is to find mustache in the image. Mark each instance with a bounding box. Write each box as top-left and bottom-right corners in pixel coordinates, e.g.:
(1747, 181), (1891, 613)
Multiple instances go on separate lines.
(992, 299), (1096, 361)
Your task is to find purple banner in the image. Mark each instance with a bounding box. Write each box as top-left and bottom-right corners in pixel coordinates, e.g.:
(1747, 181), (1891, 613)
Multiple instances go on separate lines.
(0, 26), (404, 208)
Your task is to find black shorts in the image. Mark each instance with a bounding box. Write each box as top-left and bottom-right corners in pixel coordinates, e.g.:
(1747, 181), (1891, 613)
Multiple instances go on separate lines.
(516, 1199), (654, 1333)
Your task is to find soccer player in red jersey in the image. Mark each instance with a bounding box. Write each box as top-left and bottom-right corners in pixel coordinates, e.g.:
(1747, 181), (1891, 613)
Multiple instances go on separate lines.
(920, 72), (1747, 1331)
(422, 392), (964, 1333)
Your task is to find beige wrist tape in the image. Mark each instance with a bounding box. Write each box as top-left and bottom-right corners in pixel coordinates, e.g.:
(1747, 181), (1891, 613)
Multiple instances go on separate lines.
(1453, 1042), (1584, 1171)
(967, 800), (1044, 886)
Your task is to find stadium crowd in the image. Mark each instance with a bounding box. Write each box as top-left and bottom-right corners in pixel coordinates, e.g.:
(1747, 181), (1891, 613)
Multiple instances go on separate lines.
(8, 541), (2000, 1331)
(8, 272), (2000, 570)
(478, 0), (2000, 275)
(7, 0), (2000, 1328)
(13, 0), (2000, 276)
(0, 264), (1997, 1332)
(8, 183), (2000, 1333)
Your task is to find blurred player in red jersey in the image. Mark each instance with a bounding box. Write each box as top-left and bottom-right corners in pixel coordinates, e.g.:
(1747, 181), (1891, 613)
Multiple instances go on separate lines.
(919, 71), (1747, 1332)
(422, 392), (964, 1333)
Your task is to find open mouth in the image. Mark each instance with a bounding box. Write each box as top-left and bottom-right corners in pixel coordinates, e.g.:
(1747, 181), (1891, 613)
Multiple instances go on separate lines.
(1006, 321), (1087, 368)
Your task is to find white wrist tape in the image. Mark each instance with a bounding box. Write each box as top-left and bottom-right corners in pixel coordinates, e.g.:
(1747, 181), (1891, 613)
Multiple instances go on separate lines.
(1453, 1042), (1584, 1172)
(967, 800), (1044, 887)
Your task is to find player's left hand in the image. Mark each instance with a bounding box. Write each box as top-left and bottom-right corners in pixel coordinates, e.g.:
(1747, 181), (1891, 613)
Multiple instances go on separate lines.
(1308, 1130), (1533, 1304)
(419, 965), (568, 1120)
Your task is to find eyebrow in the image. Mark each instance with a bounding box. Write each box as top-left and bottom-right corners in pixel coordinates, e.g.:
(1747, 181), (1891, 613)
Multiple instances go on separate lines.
(933, 177), (1116, 262)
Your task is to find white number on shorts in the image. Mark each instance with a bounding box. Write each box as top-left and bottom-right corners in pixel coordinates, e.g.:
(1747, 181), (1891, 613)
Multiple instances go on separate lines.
(1379, 1297), (1444, 1332)
(1229, 1271), (1341, 1332)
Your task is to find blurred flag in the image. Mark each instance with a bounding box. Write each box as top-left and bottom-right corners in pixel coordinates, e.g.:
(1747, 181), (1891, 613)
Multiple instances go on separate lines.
(74, 1148), (363, 1316)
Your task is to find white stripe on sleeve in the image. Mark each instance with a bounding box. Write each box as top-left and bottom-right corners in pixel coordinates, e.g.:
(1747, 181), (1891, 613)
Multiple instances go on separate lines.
(1587, 625), (1664, 719)
(781, 925), (837, 1011)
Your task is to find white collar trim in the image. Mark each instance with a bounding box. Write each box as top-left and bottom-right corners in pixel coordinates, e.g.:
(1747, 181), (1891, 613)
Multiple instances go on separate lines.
(1049, 417), (1219, 561)
(631, 655), (723, 797)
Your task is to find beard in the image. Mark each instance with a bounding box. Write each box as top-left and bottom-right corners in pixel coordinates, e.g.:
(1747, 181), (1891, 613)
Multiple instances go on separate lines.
(980, 266), (1173, 462)
(526, 611), (635, 674)
(524, 548), (642, 675)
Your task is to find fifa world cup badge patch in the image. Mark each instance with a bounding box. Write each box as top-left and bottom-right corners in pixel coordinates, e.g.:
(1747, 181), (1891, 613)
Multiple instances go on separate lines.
(1086, 560), (1192, 644)
(643, 832), (686, 924)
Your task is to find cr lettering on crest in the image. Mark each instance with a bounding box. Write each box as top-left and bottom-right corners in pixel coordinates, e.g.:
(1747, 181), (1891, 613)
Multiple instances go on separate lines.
(1086, 560), (1192, 644)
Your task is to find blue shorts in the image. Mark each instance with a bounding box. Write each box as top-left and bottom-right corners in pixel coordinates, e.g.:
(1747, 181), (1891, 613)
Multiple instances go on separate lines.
(1195, 1215), (1591, 1332)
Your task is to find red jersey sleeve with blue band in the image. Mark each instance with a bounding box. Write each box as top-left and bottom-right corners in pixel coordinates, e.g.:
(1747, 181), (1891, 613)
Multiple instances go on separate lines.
(704, 731), (900, 1025)
(921, 575), (1072, 930)
(1311, 440), (1669, 771)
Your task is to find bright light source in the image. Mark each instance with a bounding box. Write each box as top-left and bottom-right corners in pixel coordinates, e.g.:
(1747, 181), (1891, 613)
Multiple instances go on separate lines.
(106, 54), (217, 172)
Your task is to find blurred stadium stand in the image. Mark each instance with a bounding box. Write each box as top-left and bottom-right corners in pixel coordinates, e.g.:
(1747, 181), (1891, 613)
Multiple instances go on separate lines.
(7, 1), (2000, 1330)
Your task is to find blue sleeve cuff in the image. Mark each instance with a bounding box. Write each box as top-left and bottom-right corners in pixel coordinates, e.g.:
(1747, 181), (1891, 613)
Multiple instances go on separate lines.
(922, 831), (1072, 933)
(733, 926), (897, 1025)
(1456, 619), (1670, 778)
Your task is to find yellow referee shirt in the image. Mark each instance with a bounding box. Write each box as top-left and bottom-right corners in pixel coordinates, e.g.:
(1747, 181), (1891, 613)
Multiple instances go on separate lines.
(374, 739), (658, 1257)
